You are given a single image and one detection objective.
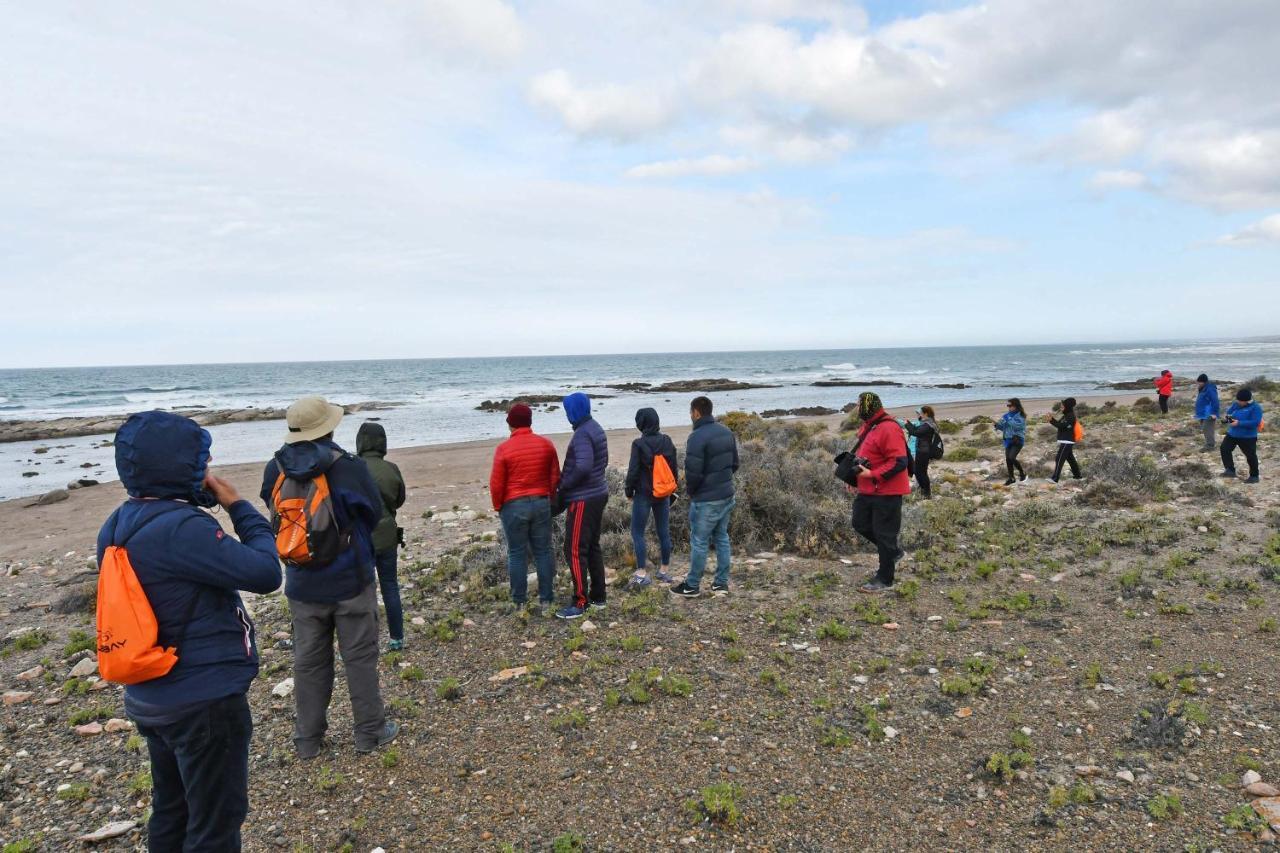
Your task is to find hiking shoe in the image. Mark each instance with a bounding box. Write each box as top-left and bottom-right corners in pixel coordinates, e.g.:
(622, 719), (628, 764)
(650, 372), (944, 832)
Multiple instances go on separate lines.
(386, 639), (405, 653)
(589, 600), (607, 611)
(1199, 445), (1215, 452)
(1220, 470), (1237, 479)
(654, 570), (674, 584)
(356, 721), (400, 754)
(274, 638), (294, 651)
(711, 582), (729, 596)
(1018, 474), (1028, 482)
(1003, 478), (1016, 486)
(859, 578), (892, 594)
(626, 574), (652, 591)
(1245, 476), (1260, 484)
(555, 605), (585, 620)
(669, 582), (701, 598)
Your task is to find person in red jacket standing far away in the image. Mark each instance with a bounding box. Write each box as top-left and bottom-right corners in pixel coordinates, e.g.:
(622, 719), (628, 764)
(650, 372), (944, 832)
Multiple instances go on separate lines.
(845, 392), (911, 593)
(490, 404), (561, 613)
(1154, 370), (1174, 415)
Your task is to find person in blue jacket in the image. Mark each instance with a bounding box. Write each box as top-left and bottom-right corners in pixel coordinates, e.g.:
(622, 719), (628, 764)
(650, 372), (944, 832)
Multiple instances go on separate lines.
(99, 411), (281, 852)
(260, 397), (398, 759)
(1221, 387), (1262, 483)
(1194, 374), (1221, 452)
(671, 396), (740, 598)
(994, 398), (1028, 485)
(555, 392), (609, 619)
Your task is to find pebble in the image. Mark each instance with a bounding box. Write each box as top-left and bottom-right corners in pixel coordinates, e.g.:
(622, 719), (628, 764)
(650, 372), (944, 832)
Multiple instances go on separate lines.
(1116, 770), (1135, 784)
(1246, 782), (1280, 798)
(272, 678), (294, 698)
(70, 760), (84, 772)
(926, 615), (942, 622)
(69, 657), (98, 678)
(580, 620), (597, 633)
(104, 718), (132, 733)
(1075, 765), (1104, 777)
(2, 691), (34, 705)
(75, 721), (104, 736)
(411, 616), (426, 626)
(1244, 770), (1263, 787)
(77, 821), (137, 843)
(883, 726), (899, 739)
(16, 665), (44, 681)
(955, 707), (973, 719)
(882, 622), (899, 631)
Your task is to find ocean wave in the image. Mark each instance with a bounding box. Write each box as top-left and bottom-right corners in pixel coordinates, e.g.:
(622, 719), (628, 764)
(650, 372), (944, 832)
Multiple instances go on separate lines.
(47, 385), (204, 398)
(821, 362), (857, 371)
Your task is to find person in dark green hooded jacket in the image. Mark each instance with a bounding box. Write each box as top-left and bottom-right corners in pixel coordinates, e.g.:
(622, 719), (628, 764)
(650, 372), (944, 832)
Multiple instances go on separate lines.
(356, 422), (407, 651)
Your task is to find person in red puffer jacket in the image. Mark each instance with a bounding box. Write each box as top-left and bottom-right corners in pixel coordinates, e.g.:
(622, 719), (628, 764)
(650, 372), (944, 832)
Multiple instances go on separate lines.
(845, 392), (911, 593)
(1154, 370), (1174, 415)
(490, 404), (561, 610)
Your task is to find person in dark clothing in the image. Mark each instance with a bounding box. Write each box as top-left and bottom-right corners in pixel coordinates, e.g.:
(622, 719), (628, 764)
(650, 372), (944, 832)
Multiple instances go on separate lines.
(671, 397), (740, 597)
(356, 422), (407, 651)
(100, 411), (282, 852)
(845, 392), (911, 593)
(994, 398), (1028, 485)
(260, 397), (398, 759)
(1045, 397), (1082, 482)
(625, 407), (678, 590)
(1221, 387), (1263, 483)
(556, 392), (609, 619)
(903, 405), (938, 498)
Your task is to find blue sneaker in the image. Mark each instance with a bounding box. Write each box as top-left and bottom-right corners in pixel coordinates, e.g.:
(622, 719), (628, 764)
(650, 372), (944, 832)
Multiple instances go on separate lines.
(626, 574), (652, 591)
(555, 605), (586, 620)
(654, 570), (674, 584)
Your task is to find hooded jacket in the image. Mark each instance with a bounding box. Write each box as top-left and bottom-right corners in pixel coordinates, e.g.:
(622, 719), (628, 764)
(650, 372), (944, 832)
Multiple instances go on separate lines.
(904, 418), (939, 458)
(853, 410), (911, 496)
(1226, 400), (1263, 439)
(558, 393), (609, 502)
(1049, 410), (1078, 443)
(1155, 372), (1174, 397)
(97, 411), (281, 723)
(356, 422), (406, 552)
(491, 427), (561, 511)
(1195, 383), (1220, 420)
(685, 415), (739, 502)
(260, 438), (381, 603)
(625, 408), (678, 500)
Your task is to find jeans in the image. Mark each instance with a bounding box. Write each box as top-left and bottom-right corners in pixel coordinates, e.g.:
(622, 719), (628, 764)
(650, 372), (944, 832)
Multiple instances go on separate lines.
(852, 493), (903, 584)
(290, 584), (386, 752)
(374, 548), (403, 642)
(913, 451), (931, 497)
(630, 494), (672, 569)
(1221, 435), (1259, 477)
(500, 496), (555, 604)
(564, 495), (608, 608)
(1005, 438), (1025, 480)
(685, 497), (735, 588)
(1052, 442), (1081, 480)
(136, 692), (251, 853)
(1200, 418), (1217, 449)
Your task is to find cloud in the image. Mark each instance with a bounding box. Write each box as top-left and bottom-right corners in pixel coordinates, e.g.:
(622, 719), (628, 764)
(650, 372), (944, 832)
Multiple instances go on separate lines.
(396, 0), (525, 63)
(529, 70), (674, 140)
(1088, 169), (1149, 192)
(720, 121), (852, 162)
(1216, 214), (1280, 246)
(625, 154), (757, 178)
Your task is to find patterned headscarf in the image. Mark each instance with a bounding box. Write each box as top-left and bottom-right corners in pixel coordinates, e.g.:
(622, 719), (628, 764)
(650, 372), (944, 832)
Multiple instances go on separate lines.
(857, 392), (884, 421)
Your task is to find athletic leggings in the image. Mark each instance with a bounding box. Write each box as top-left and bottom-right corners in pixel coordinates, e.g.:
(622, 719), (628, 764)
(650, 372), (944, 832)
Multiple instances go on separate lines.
(913, 451), (931, 497)
(1052, 442), (1081, 481)
(1005, 438), (1025, 480)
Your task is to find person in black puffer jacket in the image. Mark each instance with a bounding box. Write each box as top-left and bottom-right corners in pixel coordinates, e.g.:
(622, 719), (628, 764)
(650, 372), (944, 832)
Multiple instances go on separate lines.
(671, 396), (740, 598)
(624, 408), (678, 590)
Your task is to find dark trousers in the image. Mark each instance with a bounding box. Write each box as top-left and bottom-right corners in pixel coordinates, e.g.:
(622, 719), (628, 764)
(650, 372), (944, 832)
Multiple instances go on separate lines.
(630, 493), (672, 569)
(1158, 394), (1170, 414)
(374, 548), (403, 642)
(1052, 443), (1081, 481)
(913, 451), (931, 497)
(1221, 435), (1259, 477)
(564, 495), (608, 608)
(136, 692), (251, 853)
(1005, 438), (1025, 480)
(852, 493), (903, 584)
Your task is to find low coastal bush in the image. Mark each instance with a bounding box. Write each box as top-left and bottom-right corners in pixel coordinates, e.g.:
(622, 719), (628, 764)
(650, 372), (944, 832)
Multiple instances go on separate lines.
(1086, 450), (1168, 500)
(946, 447), (979, 462)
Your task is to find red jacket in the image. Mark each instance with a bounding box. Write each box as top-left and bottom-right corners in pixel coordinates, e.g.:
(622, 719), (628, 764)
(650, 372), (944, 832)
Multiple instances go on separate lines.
(490, 428), (561, 511)
(1154, 373), (1173, 396)
(855, 412), (911, 496)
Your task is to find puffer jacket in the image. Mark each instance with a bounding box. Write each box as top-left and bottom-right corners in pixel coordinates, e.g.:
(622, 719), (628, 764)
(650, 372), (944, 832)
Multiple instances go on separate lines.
(491, 427), (561, 510)
(356, 422), (405, 552)
(1155, 372), (1173, 397)
(685, 415), (739, 502)
(854, 410), (911, 496)
(904, 418), (938, 458)
(1049, 411), (1078, 443)
(625, 408), (678, 499)
(559, 392), (609, 502)
(99, 411), (281, 721)
(260, 439), (381, 603)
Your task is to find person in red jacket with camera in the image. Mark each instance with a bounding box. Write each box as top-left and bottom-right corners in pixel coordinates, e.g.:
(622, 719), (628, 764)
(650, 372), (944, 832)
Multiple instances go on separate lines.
(845, 392), (911, 593)
(490, 404), (561, 611)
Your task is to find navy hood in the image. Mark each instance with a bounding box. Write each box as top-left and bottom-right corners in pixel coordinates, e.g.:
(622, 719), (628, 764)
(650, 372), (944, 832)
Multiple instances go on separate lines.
(115, 411), (212, 504)
(274, 439), (341, 480)
(356, 422), (387, 457)
(564, 392), (592, 427)
(635, 407), (660, 435)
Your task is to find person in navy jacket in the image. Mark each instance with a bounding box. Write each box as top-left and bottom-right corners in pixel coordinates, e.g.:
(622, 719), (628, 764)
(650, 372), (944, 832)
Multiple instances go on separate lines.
(1221, 387), (1263, 483)
(555, 392), (609, 619)
(99, 410), (281, 852)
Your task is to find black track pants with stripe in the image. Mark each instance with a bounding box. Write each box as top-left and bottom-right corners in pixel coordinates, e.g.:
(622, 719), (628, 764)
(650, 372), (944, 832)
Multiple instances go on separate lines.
(564, 495), (608, 609)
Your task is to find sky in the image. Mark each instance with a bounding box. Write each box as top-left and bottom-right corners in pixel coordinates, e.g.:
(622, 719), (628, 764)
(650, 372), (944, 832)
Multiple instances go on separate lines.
(1, 0), (1278, 368)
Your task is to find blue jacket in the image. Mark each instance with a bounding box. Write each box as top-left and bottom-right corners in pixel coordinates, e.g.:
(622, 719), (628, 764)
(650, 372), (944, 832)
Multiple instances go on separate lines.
(1226, 401), (1263, 439)
(99, 412), (281, 722)
(995, 412), (1027, 446)
(685, 416), (739, 502)
(260, 439), (381, 603)
(559, 393), (609, 502)
(1195, 384), (1220, 420)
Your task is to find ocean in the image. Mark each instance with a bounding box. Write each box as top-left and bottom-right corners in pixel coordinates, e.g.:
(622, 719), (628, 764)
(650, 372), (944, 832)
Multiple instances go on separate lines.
(2, 340), (1276, 501)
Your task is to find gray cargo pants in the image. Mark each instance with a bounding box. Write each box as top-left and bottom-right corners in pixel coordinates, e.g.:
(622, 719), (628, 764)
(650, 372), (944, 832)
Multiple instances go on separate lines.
(289, 583), (386, 752)
(1200, 418), (1216, 450)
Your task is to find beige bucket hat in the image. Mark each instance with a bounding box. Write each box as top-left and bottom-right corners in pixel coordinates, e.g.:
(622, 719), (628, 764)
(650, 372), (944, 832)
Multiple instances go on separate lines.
(284, 396), (344, 444)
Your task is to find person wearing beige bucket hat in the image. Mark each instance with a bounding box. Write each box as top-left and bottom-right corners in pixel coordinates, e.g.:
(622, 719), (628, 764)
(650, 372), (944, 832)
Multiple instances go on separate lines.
(260, 396), (399, 759)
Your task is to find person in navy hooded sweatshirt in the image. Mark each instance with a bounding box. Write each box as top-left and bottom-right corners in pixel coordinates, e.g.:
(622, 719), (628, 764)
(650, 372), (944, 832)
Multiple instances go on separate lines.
(556, 392), (609, 619)
(100, 410), (281, 852)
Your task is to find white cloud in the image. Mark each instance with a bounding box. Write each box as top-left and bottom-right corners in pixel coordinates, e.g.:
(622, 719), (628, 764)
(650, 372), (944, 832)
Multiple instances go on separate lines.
(529, 70), (674, 140)
(626, 154), (757, 178)
(720, 121), (852, 162)
(1088, 169), (1149, 192)
(395, 0), (525, 63)
(1216, 214), (1280, 246)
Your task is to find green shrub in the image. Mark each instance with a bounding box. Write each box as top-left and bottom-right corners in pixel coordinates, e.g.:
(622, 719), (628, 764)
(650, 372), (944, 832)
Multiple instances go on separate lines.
(1146, 793), (1184, 821)
(435, 677), (461, 700)
(946, 447), (979, 462)
(551, 833), (586, 853)
(816, 619), (851, 641)
(685, 782), (743, 826)
(63, 629), (95, 657)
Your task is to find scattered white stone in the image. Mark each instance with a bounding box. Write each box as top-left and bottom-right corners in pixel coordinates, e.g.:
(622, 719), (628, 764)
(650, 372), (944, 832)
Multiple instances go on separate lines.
(69, 657), (98, 678)
(411, 616), (426, 626)
(104, 718), (132, 733)
(1243, 770), (1263, 787)
(271, 678), (294, 698)
(927, 615), (942, 622)
(852, 675), (869, 685)
(77, 821), (137, 843)
(1075, 765), (1104, 777)
(16, 665), (44, 681)
(580, 620), (597, 633)
(1116, 770), (1135, 784)
(75, 722), (104, 736)
(883, 726), (899, 739)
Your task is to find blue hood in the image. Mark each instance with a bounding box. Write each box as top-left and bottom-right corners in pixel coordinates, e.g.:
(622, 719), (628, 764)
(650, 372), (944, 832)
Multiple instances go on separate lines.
(114, 411), (212, 503)
(273, 439), (341, 480)
(564, 393), (592, 427)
